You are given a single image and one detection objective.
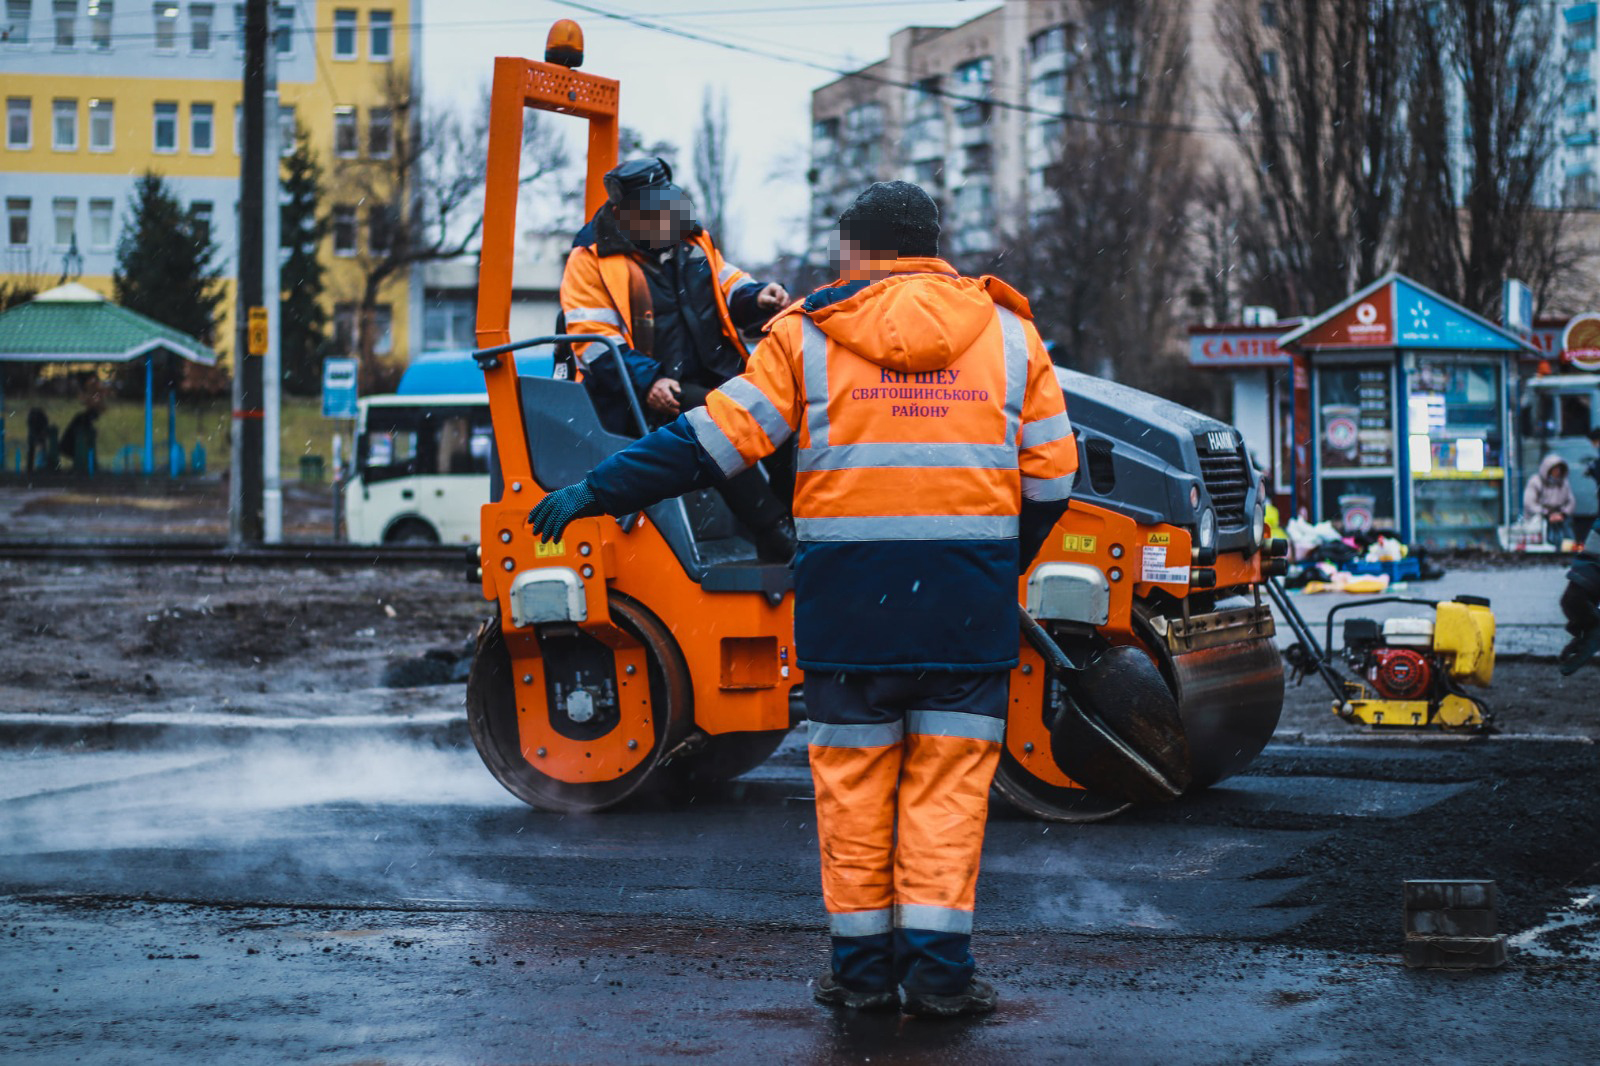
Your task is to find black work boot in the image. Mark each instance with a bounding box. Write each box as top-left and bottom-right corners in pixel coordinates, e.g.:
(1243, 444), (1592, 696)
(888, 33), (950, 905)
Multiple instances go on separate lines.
(812, 971), (900, 1012)
(755, 516), (797, 564)
(902, 977), (998, 1018)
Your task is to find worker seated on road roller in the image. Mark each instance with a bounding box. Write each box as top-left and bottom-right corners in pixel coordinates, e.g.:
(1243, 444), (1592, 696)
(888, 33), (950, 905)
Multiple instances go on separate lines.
(559, 156), (797, 562)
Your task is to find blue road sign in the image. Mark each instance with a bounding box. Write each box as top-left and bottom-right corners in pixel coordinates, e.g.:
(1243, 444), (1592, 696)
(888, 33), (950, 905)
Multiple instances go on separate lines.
(322, 357), (359, 419)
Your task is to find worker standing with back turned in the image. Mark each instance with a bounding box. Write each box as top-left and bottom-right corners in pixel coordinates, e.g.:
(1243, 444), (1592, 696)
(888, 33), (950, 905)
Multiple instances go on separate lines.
(528, 181), (1079, 1017)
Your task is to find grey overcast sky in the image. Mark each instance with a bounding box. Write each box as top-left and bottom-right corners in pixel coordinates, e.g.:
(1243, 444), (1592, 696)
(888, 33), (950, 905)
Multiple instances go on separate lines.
(421, 0), (992, 265)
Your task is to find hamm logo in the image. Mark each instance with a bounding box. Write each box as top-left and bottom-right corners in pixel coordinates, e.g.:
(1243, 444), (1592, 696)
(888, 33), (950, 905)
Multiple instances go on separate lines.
(1203, 430), (1235, 453)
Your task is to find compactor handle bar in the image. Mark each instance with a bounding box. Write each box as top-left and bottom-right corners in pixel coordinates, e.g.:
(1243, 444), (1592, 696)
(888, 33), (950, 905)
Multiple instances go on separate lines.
(1320, 596), (1443, 657)
(472, 333), (652, 439)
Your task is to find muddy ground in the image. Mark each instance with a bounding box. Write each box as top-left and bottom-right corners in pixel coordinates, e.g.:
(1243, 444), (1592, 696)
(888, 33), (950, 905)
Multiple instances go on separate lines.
(0, 561), (488, 716)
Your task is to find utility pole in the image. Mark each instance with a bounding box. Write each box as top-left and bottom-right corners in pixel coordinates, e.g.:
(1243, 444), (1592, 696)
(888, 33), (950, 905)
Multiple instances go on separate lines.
(262, 25), (283, 543)
(230, 0), (268, 545)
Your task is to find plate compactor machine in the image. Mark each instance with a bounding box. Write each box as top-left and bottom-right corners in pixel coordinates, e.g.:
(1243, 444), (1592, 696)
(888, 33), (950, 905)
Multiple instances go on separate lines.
(1271, 585), (1496, 730)
(463, 23), (1288, 822)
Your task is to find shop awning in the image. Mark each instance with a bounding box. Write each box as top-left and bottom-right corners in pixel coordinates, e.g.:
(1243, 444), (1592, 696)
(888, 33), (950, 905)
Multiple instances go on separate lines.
(1277, 273), (1539, 355)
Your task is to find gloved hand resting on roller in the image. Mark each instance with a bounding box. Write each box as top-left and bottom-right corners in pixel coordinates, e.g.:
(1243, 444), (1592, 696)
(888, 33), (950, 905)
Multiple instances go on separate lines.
(526, 481), (604, 542)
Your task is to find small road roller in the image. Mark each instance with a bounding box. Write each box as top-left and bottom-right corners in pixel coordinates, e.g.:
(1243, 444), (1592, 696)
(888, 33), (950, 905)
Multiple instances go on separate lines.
(464, 23), (1287, 822)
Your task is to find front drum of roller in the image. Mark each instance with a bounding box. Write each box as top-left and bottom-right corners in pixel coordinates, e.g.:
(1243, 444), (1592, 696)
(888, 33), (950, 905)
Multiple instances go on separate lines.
(466, 594), (692, 813)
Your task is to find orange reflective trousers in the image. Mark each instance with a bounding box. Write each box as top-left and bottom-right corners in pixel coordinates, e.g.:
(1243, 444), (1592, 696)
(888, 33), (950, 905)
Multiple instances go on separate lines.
(805, 671), (1005, 996)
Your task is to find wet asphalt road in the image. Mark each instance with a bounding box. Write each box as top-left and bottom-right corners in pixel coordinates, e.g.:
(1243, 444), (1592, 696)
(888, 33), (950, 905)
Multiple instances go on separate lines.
(2, 735), (1597, 1065)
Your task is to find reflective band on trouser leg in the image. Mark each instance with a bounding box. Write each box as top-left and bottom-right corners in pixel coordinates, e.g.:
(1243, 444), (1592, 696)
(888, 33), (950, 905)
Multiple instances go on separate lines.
(894, 711), (1002, 995)
(996, 307), (1029, 442)
(717, 376), (794, 450)
(809, 733), (903, 992)
(801, 318), (830, 449)
(684, 407), (751, 479)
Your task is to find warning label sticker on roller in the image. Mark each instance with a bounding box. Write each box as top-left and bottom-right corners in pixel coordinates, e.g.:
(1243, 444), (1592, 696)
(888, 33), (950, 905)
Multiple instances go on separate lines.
(1141, 545), (1189, 585)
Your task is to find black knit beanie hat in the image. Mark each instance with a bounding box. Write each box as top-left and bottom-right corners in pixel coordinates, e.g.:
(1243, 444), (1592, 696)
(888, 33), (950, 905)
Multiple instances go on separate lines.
(838, 180), (940, 258)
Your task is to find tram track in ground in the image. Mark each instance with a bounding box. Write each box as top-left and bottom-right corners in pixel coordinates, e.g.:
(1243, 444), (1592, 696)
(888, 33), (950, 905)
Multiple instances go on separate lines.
(0, 537), (473, 568)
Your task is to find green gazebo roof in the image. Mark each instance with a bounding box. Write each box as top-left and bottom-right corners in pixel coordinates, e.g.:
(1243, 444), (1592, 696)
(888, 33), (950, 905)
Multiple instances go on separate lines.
(0, 283), (217, 366)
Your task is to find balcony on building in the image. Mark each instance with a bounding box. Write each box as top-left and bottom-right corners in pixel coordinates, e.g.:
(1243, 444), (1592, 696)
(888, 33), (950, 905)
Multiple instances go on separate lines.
(1566, 128), (1598, 148)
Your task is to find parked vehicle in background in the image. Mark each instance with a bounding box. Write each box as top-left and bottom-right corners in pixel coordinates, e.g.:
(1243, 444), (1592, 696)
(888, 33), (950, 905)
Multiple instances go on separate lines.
(1520, 374), (1600, 539)
(343, 349), (552, 545)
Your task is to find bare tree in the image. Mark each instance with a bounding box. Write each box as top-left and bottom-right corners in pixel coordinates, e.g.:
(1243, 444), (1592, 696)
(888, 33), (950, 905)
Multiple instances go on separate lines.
(1011, 2), (1198, 391)
(328, 65), (567, 386)
(692, 88), (736, 252)
(1400, 0), (1563, 316)
(1215, 0), (1412, 316)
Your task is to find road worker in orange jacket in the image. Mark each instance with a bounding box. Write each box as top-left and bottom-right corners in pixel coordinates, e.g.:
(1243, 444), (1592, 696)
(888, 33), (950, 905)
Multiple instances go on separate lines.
(529, 181), (1079, 1017)
(560, 157), (796, 560)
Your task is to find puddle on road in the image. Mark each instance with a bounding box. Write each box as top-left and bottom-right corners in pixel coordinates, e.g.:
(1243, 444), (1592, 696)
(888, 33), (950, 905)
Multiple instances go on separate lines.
(1508, 885), (1600, 961)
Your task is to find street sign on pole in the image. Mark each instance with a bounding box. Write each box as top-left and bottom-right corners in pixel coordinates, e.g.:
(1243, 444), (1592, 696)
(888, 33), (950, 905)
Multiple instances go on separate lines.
(322, 357), (359, 419)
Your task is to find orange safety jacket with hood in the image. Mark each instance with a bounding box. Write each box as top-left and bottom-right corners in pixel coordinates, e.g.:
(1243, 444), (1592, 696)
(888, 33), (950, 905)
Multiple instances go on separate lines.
(585, 258), (1080, 672)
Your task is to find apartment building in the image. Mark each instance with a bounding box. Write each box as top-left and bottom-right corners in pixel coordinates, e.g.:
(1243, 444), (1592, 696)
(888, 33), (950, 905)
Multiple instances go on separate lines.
(1, 0), (421, 363)
(809, 1), (1239, 263)
(1561, 3), (1600, 206)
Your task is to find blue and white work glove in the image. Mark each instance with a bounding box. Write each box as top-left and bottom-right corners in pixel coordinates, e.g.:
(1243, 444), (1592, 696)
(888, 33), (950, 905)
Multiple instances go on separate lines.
(526, 480), (605, 542)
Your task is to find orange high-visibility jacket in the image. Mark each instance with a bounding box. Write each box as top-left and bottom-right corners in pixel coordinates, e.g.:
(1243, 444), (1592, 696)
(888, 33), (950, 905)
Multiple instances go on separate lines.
(559, 225), (758, 373)
(588, 258), (1080, 671)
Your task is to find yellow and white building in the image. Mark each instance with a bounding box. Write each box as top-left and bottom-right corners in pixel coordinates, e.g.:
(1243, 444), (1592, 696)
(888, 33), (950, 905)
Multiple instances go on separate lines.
(1, 0), (422, 363)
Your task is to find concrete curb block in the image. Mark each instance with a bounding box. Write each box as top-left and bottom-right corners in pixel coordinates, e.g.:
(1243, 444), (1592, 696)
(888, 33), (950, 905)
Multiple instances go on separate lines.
(0, 712), (471, 751)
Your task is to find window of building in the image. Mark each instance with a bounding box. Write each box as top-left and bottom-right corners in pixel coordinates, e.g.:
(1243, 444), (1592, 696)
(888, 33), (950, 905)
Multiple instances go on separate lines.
(52, 97), (76, 150)
(1030, 25), (1066, 60)
(953, 57), (992, 87)
(6, 198), (30, 246)
(88, 197), (112, 248)
(189, 199), (211, 244)
(812, 116), (839, 142)
(6, 97), (30, 148)
(963, 142), (992, 174)
(1260, 49), (1278, 78)
(910, 75), (941, 118)
(277, 101), (294, 153)
(88, 98), (112, 150)
(153, 100), (176, 151)
(52, 196), (75, 248)
(424, 298), (474, 350)
(331, 6), (354, 58)
(88, 0), (109, 48)
(372, 304), (392, 355)
(367, 203), (392, 255)
(231, 0), (239, 50)
(6, 0), (31, 44)
(333, 105), (356, 156)
(190, 101), (212, 153)
(332, 203), (356, 254)
(367, 106), (390, 157)
(272, 0), (289, 53)
(912, 158), (943, 188)
(52, 0), (74, 46)
(152, 0), (176, 49)
(188, 1), (210, 49)
(1259, 1), (1277, 29)
(332, 302), (355, 351)
(368, 8), (390, 59)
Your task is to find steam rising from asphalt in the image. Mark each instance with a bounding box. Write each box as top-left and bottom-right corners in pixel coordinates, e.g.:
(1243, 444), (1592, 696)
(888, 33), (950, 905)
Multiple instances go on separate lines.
(0, 739), (524, 905)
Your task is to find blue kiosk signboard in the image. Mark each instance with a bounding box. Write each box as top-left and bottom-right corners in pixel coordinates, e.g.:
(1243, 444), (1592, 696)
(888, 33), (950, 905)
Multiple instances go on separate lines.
(1278, 273), (1538, 548)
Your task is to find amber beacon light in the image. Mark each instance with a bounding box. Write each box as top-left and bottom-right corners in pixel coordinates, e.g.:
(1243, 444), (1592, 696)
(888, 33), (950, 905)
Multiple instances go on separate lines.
(545, 19), (585, 68)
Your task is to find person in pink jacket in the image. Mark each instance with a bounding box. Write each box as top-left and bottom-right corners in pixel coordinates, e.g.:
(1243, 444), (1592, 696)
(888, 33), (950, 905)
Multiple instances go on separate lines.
(1524, 453), (1578, 546)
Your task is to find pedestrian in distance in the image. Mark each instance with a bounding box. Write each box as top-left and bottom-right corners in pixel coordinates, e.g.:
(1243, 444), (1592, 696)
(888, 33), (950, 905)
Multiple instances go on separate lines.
(559, 156), (797, 562)
(57, 406), (100, 475)
(1559, 428), (1600, 674)
(25, 407), (50, 472)
(528, 180), (1079, 1017)
(1523, 453), (1577, 547)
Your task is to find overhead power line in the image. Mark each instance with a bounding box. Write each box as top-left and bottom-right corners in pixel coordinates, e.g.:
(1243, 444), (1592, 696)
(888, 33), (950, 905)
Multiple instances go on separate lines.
(552, 0), (1244, 139)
